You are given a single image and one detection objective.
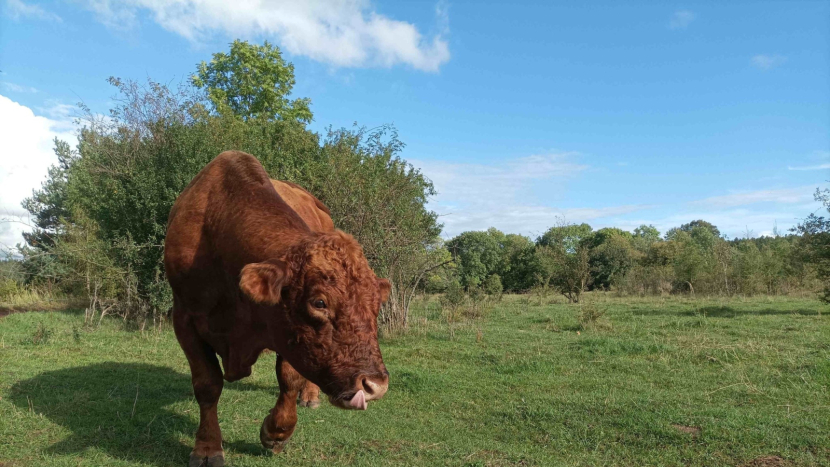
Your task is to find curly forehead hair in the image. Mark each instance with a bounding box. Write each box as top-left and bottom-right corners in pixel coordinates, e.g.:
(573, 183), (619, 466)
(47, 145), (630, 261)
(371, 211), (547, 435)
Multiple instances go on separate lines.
(290, 230), (377, 286)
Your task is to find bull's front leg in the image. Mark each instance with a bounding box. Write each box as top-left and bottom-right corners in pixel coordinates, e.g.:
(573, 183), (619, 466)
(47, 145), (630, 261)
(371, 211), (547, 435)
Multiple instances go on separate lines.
(173, 309), (225, 467)
(260, 355), (304, 453)
(298, 380), (321, 408)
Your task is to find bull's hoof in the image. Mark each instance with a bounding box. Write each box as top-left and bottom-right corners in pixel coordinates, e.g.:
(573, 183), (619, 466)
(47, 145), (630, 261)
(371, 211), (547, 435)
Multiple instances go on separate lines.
(188, 452), (225, 467)
(260, 420), (288, 454)
(298, 398), (321, 409)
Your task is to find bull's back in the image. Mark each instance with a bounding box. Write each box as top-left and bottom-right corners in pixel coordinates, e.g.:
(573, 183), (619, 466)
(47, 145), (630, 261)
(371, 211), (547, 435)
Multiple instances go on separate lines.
(164, 151), (305, 289)
(271, 180), (335, 232)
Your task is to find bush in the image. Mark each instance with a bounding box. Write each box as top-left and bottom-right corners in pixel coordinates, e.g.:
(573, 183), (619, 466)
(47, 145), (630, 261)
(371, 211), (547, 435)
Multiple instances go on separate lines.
(464, 286), (490, 318)
(424, 274), (448, 294)
(482, 274), (503, 300)
(0, 278), (20, 300)
(577, 304), (607, 331)
(441, 279), (466, 310)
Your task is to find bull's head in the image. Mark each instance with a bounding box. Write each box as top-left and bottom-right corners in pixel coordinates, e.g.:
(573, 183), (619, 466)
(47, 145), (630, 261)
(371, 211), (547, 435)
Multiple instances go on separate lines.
(239, 230), (390, 410)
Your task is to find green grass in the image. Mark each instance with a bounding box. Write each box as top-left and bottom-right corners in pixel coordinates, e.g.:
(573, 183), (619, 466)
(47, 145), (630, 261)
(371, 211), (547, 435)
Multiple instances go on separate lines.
(0, 294), (828, 466)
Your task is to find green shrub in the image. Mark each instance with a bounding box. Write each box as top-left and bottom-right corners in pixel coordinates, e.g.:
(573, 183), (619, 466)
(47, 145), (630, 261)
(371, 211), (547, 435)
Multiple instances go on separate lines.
(483, 274), (503, 299)
(577, 304), (608, 331)
(441, 279), (466, 310)
(0, 278), (20, 300)
(464, 286), (492, 319)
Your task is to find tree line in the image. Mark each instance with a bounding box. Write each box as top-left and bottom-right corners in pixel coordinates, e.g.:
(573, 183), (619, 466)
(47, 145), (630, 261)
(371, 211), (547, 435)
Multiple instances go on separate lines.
(431, 211), (829, 303)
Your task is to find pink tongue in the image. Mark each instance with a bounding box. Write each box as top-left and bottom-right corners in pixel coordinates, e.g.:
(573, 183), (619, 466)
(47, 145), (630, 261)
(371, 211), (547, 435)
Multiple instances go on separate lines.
(348, 390), (367, 410)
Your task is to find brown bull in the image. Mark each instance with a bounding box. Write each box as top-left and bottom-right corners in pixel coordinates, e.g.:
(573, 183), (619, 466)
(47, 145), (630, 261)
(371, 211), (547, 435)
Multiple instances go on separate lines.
(164, 151), (390, 467)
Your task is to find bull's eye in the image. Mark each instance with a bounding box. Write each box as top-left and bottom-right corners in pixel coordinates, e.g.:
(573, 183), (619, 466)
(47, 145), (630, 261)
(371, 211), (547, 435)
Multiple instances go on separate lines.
(313, 299), (326, 309)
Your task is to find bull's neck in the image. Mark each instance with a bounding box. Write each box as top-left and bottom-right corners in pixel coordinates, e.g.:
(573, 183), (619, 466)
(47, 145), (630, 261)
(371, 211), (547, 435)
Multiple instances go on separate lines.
(243, 205), (314, 263)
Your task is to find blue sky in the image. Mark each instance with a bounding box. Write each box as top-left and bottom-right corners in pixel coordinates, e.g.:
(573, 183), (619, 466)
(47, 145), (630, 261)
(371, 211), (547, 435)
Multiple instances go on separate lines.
(1, 0), (828, 247)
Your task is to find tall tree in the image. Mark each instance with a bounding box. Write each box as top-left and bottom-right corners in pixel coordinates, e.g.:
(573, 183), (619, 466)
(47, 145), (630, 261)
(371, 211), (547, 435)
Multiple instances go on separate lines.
(666, 220), (721, 240)
(587, 230), (637, 290)
(535, 220), (593, 302)
(446, 230), (502, 289)
(21, 139), (75, 250)
(632, 224), (661, 252)
(192, 40), (313, 123)
(537, 222), (593, 252)
(500, 233), (543, 291)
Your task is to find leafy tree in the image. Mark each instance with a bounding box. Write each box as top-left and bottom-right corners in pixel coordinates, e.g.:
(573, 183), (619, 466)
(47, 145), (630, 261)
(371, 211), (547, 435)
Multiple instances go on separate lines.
(632, 224), (660, 253)
(420, 239), (455, 294)
(587, 230), (637, 290)
(482, 274), (503, 299)
(670, 231), (705, 294)
(192, 40), (312, 123)
(441, 278), (466, 310)
(537, 222), (593, 253)
(500, 234), (543, 291)
(666, 220), (720, 240)
(446, 230), (502, 289)
(21, 139), (76, 250)
(537, 243), (591, 303)
(535, 220), (593, 302)
(733, 240), (763, 294)
(582, 227), (632, 250)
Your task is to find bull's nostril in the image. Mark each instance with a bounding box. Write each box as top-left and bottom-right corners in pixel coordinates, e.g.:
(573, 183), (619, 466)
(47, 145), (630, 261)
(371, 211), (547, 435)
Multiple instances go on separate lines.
(361, 376), (377, 396)
(358, 374), (388, 401)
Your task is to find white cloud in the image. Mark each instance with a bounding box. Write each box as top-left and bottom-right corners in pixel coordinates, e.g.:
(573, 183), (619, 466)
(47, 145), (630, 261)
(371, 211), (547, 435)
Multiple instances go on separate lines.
(669, 10), (696, 29)
(4, 0), (62, 21)
(412, 153), (650, 237)
(1, 82), (38, 93)
(418, 149), (822, 239)
(751, 54), (787, 70)
(77, 0), (451, 72)
(416, 152), (587, 207)
(691, 186), (816, 208)
(0, 95), (76, 251)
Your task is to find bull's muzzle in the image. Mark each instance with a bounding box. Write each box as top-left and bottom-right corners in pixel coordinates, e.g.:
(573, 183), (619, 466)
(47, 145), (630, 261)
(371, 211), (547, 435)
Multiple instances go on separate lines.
(332, 373), (389, 410)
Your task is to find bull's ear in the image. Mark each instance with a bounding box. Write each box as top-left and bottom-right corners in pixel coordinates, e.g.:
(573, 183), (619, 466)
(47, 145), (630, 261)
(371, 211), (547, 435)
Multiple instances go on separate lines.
(240, 261), (290, 305)
(377, 278), (391, 304)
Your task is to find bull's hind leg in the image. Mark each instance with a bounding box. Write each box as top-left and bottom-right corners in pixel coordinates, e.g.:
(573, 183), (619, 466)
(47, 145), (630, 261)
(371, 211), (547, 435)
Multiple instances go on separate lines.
(298, 380), (321, 408)
(173, 308), (225, 467)
(260, 355), (304, 453)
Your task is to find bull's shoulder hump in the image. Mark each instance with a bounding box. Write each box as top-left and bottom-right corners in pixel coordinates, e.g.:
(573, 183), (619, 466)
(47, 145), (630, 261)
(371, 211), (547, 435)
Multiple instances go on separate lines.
(280, 180), (332, 215)
(209, 151), (272, 186)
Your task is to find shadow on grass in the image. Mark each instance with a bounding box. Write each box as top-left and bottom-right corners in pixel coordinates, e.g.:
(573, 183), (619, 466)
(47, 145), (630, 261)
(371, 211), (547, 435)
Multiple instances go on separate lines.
(10, 362), (268, 466)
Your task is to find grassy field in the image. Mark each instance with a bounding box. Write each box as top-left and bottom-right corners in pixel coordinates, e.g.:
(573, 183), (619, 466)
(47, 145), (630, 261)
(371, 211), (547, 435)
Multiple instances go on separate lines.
(0, 294), (828, 467)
